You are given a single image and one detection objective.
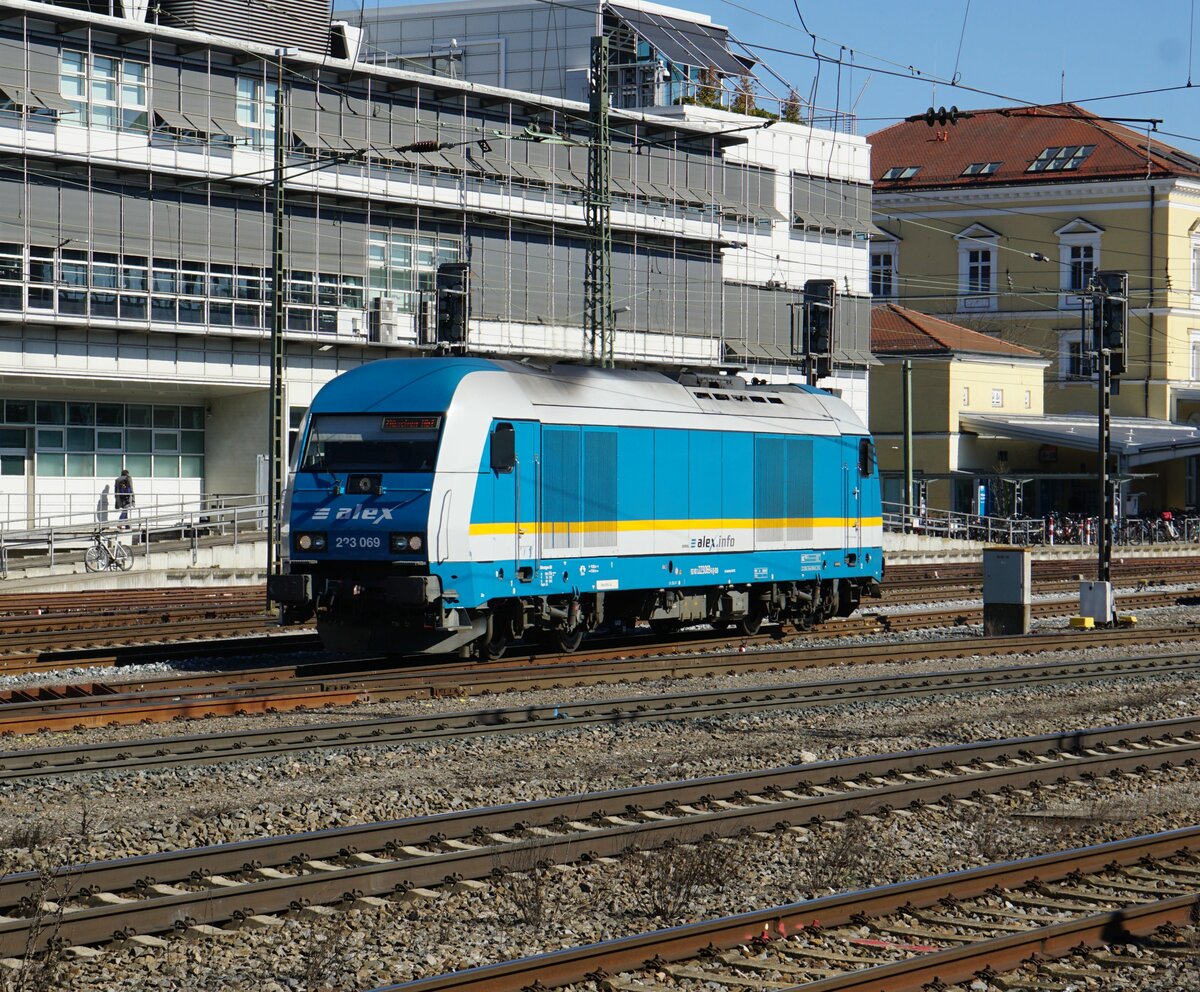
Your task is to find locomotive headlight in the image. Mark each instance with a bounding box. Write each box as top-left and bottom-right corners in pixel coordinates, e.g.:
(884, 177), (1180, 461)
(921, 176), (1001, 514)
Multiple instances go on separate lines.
(390, 533), (424, 553)
(295, 532), (327, 552)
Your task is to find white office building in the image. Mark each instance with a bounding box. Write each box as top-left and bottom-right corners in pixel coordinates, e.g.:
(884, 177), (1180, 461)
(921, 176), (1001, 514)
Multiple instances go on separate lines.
(0, 0), (873, 526)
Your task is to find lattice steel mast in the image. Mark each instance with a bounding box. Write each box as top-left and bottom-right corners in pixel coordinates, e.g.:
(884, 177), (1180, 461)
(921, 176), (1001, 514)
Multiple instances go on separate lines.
(584, 35), (613, 367)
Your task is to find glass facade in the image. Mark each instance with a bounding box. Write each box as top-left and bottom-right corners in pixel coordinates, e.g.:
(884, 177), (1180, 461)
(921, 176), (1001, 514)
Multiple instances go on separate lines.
(368, 232), (461, 313)
(236, 75), (277, 148)
(60, 50), (148, 132)
(0, 243), (366, 332)
(0, 401), (204, 480)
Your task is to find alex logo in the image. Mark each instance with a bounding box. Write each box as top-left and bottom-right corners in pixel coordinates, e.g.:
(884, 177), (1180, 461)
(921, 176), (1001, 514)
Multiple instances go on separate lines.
(311, 506), (396, 524)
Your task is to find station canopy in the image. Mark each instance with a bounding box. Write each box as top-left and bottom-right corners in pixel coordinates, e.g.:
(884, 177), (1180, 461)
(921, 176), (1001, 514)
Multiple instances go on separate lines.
(961, 413), (1200, 467)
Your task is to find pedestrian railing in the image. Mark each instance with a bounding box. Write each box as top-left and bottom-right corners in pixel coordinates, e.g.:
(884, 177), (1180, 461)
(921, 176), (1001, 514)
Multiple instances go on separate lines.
(882, 503), (1046, 545)
(0, 493), (268, 579)
(883, 503), (1200, 547)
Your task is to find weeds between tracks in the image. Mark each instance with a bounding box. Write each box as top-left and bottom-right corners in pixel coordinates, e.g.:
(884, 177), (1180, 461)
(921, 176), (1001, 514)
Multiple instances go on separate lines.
(0, 808), (95, 992)
(628, 833), (737, 922)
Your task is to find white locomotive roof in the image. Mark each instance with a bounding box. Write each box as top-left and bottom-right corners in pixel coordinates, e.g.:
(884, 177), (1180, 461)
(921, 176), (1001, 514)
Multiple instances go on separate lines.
(486, 361), (868, 437)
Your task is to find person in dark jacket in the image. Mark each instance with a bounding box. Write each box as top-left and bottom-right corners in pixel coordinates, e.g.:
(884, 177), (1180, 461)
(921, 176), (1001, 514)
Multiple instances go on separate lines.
(114, 468), (134, 523)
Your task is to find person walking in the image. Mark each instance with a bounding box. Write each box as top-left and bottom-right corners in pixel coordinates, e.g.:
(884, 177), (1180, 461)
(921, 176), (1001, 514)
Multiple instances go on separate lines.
(114, 467), (135, 526)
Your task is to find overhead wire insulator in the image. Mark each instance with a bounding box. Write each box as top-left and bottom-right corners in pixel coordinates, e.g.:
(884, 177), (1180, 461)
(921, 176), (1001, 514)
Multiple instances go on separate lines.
(404, 140), (445, 153)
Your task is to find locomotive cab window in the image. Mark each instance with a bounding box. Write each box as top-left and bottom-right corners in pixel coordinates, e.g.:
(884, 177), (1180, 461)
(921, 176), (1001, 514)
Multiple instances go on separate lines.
(490, 422), (516, 473)
(858, 437), (875, 477)
(300, 414), (442, 473)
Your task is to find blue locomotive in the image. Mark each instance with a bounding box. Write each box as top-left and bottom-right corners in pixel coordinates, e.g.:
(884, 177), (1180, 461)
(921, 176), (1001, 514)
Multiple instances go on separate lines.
(269, 358), (883, 656)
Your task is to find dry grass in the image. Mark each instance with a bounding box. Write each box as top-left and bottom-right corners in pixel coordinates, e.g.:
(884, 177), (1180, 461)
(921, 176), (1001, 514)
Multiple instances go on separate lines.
(625, 833), (737, 922)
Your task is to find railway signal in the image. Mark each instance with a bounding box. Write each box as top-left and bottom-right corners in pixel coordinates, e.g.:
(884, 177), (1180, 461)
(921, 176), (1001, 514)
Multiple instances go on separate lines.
(1091, 270), (1128, 376)
(802, 278), (836, 383)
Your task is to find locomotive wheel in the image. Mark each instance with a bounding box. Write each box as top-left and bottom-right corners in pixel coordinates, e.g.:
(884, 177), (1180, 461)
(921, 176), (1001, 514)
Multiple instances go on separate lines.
(737, 613), (762, 636)
(555, 628), (584, 653)
(483, 635), (507, 660)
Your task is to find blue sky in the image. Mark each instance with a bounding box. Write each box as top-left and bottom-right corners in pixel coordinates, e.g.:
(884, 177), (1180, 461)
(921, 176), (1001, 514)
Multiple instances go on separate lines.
(722, 0), (1200, 146)
(337, 0), (1200, 150)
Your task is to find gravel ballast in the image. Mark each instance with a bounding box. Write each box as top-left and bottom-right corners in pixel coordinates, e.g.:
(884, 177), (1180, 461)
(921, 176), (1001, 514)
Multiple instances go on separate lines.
(2, 599), (1199, 990)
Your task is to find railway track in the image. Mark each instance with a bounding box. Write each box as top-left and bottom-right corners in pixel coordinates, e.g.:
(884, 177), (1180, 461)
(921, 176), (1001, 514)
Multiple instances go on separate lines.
(5, 651), (1200, 776)
(1, 624), (1194, 737)
(383, 826), (1200, 992)
(1, 716), (1196, 958)
(0, 586), (266, 617)
(886, 554), (1200, 586)
(3, 581), (1193, 689)
(0, 585), (293, 667)
(2, 557), (1195, 674)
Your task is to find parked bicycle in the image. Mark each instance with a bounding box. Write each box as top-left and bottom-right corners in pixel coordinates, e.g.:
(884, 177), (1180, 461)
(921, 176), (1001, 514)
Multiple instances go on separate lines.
(84, 530), (133, 572)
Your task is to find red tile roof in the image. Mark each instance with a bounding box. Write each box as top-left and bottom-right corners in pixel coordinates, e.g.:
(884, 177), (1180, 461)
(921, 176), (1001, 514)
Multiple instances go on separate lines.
(871, 304), (1042, 358)
(868, 103), (1200, 189)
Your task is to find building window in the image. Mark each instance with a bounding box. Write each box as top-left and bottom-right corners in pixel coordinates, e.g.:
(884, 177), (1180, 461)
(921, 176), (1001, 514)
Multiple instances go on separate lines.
(1056, 221), (1102, 303)
(1192, 237), (1200, 301)
(1191, 331), (1200, 381)
(1068, 245), (1095, 292)
(0, 240), (378, 332)
(1067, 339), (1094, 379)
(869, 249), (896, 298)
(0, 242), (20, 311)
(956, 227), (999, 311)
(961, 387), (970, 407)
(967, 249), (992, 294)
(961, 162), (1001, 176)
(368, 231), (462, 313)
(881, 166), (920, 180)
(236, 76), (278, 148)
(1024, 390), (1032, 409)
(1027, 145), (1095, 172)
(20, 401), (204, 479)
(991, 388), (1003, 407)
(60, 51), (148, 131)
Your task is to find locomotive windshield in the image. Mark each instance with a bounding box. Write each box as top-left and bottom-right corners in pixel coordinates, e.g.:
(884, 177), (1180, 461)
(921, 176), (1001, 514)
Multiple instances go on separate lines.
(300, 414), (442, 473)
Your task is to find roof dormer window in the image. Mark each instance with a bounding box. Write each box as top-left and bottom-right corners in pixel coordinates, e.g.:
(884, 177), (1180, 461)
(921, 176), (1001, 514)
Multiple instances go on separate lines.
(1027, 145), (1095, 172)
(961, 161), (1001, 176)
(882, 166), (920, 180)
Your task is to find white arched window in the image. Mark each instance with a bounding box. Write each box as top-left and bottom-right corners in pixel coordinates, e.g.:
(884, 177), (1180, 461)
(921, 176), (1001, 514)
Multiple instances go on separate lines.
(1055, 218), (1103, 308)
(955, 223), (1000, 312)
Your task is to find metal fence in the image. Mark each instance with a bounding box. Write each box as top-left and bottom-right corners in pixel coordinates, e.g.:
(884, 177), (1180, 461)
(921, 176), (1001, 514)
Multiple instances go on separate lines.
(0, 490), (263, 532)
(884, 502), (1200, 547)
(882, 502), (1046, 545)
(0, 493), (267, 579)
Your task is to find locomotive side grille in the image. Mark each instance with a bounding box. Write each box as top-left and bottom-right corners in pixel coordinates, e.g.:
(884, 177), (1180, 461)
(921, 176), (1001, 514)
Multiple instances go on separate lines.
(583, 431), (618, 548)
(543, 427), (582, 551)
(786, 438), (814, 543)
(754, 437), (787, 543)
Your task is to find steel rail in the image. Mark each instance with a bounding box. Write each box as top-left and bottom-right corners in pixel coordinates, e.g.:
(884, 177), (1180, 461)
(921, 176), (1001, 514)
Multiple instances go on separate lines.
(1, 719), (1197, 955)
(0, 602), (268, 636)
(0, 578), (1190, 682)
(0, 586), (267, 616)
(6, 650), (1200, 773)
(0, 615), (286, 653)
(367, 826), (1200, 992)
(775, 895), (1200, 991)
(2, 618), (1194, 738)
(0, 630), (322, 676)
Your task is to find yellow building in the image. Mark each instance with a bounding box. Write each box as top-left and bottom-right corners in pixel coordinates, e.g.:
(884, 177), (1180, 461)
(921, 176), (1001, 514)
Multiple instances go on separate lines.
(869, 104), (1200, 513)
(870, 304), (1048, 514)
